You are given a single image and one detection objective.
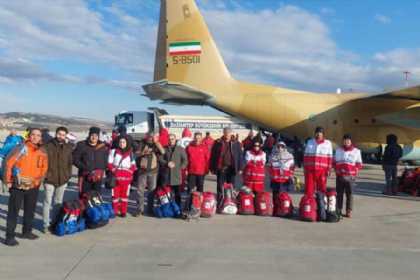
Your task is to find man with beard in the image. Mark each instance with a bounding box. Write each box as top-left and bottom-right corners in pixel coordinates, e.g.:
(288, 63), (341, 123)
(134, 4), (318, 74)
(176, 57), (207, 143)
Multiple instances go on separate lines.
(210, 128), (244, 207)
(134, 132), (165, 216)
(42, 127), (73, 233)
(73, 127), (108, 195)
(303, 127), (333, 196)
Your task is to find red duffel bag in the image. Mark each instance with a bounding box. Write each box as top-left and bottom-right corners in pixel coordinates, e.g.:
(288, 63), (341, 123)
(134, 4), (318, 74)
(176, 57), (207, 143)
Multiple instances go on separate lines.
(200, 192), (216, 218)
(255, 191), (273, 216)
(299, 195), (317, 222)
(273, 192), (293, 217)
(237, 187), (255, 215)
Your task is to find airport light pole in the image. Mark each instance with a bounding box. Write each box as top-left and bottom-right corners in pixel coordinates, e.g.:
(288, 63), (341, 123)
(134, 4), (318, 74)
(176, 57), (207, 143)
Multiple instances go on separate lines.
(403, 71), (411, 87)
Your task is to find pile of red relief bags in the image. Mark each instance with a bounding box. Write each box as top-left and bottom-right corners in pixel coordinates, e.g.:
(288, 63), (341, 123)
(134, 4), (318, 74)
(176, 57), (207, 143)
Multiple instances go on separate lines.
(165, 183), (340, 223)
(398, 167), (420, 196)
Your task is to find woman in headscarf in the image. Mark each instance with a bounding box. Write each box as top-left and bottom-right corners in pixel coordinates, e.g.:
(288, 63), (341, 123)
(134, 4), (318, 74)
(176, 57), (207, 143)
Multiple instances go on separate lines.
(107, 135), (136, 217)
(243, 139), (266, 194)
(268, 141), (295, 197)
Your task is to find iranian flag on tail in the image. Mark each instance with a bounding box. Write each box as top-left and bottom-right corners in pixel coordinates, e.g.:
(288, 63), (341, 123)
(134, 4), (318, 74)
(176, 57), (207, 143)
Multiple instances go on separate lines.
(169, 41), (201, 56)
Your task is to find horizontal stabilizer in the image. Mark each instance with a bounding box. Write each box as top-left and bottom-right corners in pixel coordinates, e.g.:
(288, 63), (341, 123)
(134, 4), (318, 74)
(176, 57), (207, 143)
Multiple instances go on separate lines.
(142, 80), (213, 105)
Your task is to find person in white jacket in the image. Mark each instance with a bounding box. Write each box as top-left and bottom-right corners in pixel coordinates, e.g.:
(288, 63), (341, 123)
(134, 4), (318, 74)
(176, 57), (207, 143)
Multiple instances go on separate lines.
(107, 136), (137, 218)
(333, 134), (362, 218)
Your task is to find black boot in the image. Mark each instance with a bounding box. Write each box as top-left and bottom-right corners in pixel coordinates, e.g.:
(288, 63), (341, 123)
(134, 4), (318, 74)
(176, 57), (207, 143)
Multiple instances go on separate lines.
(4, 237), (19, 246)
(21, 232), (39, 240)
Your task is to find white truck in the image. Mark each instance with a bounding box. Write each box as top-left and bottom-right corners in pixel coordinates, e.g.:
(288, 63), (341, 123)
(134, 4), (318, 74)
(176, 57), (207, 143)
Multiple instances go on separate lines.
(114, 108), (255, 141)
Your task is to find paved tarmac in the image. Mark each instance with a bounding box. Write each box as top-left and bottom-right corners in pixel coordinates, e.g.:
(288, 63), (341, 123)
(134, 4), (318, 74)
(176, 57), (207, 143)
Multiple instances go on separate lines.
(0, 165), (419, 280)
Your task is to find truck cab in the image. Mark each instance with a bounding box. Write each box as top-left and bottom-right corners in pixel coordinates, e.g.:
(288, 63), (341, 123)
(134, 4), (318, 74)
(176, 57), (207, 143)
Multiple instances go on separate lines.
(114, 110), (161, 141)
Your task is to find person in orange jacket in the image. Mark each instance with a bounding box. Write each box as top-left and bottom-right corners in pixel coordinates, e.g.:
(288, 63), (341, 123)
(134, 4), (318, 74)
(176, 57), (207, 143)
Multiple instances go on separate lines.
(3, 128), (48, 246)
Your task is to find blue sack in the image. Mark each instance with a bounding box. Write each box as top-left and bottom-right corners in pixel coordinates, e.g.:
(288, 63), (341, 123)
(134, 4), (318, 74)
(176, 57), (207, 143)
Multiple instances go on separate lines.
(98, 204), (110, 222)
(86, 206), (102, 224)
(155, 202), (181, 218)
(78, 218), (86, 232)
(161, 203), (175, 218)
(54, 200), (86, 237)
(153, 187), (181, 218)
(153, 206), (164, 218)
(170, 201), (181, 217)
(55, 222), (66, 236)
(103, 203), (115, 219)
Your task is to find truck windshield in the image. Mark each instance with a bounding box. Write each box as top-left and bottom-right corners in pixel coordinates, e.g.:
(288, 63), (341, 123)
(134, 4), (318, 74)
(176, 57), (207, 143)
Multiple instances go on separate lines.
(115, 113), (133, 125)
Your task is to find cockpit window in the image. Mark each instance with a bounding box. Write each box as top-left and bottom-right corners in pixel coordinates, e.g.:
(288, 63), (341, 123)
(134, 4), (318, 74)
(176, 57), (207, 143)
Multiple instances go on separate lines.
(115, 113), (133, 125)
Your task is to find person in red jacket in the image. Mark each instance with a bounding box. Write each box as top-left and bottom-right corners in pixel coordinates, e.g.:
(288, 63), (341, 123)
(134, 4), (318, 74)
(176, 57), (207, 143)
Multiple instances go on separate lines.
(244, 140), (266, 193)
(159, 127), (170, 148)
(202, 131), (215, 151)
(186, 132), (209, 192)
(107, 136), (136, 217)
(242, 130), (255, 152)
(303, 127), (333, 197)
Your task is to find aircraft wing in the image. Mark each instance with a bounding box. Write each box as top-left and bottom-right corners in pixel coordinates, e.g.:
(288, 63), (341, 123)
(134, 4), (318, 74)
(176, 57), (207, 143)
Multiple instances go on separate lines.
(372, 85), (420, 101)
(142, 80), (213, 105)
(355, 85), (420, 129)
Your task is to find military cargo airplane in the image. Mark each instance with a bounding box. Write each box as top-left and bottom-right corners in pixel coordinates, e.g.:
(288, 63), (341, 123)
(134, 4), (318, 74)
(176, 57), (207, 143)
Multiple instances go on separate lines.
(143, 0), (420, 160)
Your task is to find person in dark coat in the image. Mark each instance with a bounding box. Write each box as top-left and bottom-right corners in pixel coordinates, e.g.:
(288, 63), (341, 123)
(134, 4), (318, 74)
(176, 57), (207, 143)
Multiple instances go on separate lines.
(382, 134), (403, 195)
(210, 128), (244, 207)
(73, 127), (108, 194)
(159, 134), (188, 204)
(42, 127), (73, 233)
(291, 136), (304, 168)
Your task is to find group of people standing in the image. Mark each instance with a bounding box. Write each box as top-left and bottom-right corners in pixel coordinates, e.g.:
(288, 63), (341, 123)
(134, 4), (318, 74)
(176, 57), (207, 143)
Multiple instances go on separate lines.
(240, 126), (363, 218)
(1, 122), (404, 247)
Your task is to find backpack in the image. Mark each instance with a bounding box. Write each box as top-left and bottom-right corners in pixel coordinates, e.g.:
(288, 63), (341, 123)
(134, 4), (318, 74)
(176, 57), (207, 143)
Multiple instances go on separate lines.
(218, 183), (238, 215)
(316, 192), (327, 222)
(153, 186), (181, 218)
(200, 192), (217, 218)
(54, 200), (86, 236)
(299, 195), (317, 222)
(273, 192), (293, 218)
(82, 191), (114, 229)
(326, 189), (340, 223)
(0, 140), (25, 182)
(237, 187), (255, 215)
(255, 191), (273, 216)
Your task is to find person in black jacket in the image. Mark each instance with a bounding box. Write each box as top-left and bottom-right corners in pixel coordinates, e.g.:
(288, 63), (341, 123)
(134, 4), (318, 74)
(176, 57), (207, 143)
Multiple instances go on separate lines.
(210, 128), (244, 207)
(382, 134), (403, 195)
(73, 127), (108, 194)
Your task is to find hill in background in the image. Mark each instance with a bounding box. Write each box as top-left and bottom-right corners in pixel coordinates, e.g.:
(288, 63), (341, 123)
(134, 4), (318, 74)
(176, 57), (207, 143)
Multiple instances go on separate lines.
(0, 112), (113, 132)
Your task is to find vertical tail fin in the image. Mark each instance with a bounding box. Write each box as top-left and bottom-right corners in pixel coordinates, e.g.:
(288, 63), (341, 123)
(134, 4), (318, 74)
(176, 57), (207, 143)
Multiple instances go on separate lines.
(153, 0), (232, 90)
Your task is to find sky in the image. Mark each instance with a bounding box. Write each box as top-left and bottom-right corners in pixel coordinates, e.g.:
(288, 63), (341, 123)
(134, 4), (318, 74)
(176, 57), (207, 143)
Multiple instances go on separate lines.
(1, 0), (420, 121)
